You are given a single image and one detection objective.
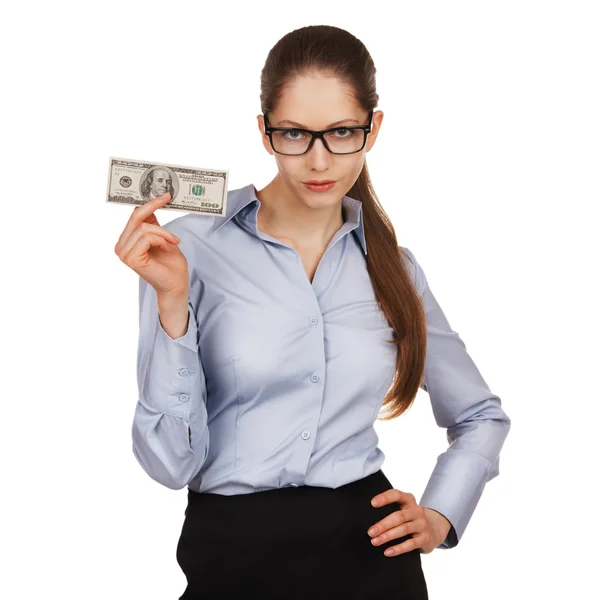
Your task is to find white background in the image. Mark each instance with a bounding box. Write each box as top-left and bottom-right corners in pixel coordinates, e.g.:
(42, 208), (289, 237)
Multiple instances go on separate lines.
(2, 0), (598, 598)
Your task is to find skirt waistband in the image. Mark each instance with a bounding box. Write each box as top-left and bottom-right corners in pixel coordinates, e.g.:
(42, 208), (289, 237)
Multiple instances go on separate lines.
(186, 469), (395, 513)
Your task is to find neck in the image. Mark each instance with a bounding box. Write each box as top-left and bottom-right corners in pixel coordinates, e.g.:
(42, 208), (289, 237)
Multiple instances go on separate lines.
(254, 178), (344, 250)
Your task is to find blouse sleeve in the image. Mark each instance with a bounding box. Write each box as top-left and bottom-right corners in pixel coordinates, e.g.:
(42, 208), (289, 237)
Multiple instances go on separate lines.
(131, 229), (210, 490)
(403, 246), (512, 549)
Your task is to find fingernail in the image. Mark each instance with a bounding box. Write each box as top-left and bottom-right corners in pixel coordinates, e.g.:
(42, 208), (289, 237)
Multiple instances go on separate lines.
(372, 499), (380, 507)
(368, 527), (378, 536)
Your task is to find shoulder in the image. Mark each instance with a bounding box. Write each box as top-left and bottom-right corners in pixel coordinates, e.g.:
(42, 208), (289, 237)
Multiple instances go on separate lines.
(398, 245), (425, 295)
(161, 212), (214, 238)
(159, 214), (215, 266)
(161, 183), (253, 239)
(398, 245), (417, 282)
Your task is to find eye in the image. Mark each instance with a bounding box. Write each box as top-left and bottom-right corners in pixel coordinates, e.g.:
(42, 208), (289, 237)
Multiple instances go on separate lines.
(333, 127), (355, 137)
(280, 129), (306, 140)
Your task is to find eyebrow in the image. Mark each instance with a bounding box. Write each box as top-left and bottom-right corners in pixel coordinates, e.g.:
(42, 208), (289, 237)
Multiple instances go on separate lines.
(274, 118), (360, 128)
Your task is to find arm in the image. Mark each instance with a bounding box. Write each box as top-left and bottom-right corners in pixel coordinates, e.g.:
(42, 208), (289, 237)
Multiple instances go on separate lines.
(403, 247), (512, 549)
(131, 275), (210, 490)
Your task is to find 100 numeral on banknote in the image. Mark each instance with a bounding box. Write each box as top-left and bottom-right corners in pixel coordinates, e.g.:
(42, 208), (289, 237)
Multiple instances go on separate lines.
(106, 157), (229, 216)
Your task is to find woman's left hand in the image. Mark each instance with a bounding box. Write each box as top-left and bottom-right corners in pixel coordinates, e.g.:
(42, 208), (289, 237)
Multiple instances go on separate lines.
(367, 488), (452, 556)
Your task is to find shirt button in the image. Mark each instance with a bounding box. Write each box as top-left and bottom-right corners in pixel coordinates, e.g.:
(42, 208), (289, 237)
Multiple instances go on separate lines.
(301, 430), (310, 440)
(309, 317), (319, 326)
(178, 393), (189, 402)
(178, 368), (189, 377)
(310, 373), (320, 383)
(290, 483), (299, 488)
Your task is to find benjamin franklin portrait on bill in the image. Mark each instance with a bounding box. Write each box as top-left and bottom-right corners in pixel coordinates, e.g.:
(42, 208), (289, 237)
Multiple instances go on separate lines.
(140, 166), (177, 201)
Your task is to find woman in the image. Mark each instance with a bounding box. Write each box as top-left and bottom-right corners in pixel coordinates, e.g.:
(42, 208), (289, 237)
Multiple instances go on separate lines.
(116, 25), (511, 599)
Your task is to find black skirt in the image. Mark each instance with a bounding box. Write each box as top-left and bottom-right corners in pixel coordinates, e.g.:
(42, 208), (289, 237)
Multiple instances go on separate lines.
(176, 469), (429, 599)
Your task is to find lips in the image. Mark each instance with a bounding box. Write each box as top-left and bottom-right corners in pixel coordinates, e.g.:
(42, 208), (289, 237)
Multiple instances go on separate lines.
(303, 181), (336, 192)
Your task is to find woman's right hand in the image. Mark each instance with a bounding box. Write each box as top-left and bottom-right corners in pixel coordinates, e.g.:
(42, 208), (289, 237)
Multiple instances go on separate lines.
(114, 192), (189, 297)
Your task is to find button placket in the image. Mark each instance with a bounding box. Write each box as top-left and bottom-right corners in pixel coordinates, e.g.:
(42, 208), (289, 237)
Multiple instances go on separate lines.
(178, 368), (192, 403)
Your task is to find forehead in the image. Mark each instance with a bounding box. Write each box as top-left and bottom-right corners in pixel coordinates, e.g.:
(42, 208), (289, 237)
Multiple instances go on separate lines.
(273, 74), (362, 126)
(153, 169), (170, 179)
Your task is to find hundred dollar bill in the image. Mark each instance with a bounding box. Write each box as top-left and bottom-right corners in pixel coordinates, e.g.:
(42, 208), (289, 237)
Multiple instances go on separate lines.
(106, 157), (228, 216)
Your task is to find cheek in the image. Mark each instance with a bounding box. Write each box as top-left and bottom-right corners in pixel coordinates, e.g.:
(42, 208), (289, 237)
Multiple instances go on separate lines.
(275, 156), (302, 180)
(336, 157), (365, 187)
(349, 154), (366, 176)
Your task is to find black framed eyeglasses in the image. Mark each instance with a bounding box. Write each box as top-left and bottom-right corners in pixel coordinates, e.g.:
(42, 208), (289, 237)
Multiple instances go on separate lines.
(263, 110), (373, 156)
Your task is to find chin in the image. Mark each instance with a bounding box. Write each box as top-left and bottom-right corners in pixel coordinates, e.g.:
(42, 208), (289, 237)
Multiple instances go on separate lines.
(302, 193), (341, 209)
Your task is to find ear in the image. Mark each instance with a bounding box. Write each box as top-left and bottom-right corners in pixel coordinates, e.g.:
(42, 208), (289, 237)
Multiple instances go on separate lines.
(257, 114), (274, 156)
(365, 110), (384, 152)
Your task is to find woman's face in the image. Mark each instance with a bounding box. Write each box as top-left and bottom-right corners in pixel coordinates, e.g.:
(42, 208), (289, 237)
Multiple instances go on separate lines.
(257, 72), (383, 208)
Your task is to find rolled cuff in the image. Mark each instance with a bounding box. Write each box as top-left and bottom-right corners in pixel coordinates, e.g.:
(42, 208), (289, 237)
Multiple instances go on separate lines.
(419, 449), (492, 549)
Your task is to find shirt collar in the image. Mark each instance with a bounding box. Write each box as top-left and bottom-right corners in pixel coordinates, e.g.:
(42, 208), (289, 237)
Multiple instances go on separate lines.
(212, 183), (367, 256)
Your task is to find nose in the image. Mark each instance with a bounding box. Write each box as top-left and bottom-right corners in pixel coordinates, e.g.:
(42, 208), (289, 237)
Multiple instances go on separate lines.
(305, 136), (332, 169)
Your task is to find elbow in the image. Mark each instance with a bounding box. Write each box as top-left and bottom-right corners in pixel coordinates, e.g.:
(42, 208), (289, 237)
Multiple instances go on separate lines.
(487, 455), (501, 481)
(131, 442), (178, 490)
(493, 403), (512, 447)
(448, 395), (511, 443)
(446, 396), (511, 474)
(488, 410), (511, 481)
(131, 425), (210, 491)
(132, 441), (208, 490)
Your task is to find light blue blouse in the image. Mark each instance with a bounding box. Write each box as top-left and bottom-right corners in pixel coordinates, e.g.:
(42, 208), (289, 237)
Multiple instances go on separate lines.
(131, 183), (511, 549)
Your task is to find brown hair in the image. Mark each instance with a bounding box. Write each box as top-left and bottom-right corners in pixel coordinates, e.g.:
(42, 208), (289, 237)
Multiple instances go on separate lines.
(259, 25), (427, 421)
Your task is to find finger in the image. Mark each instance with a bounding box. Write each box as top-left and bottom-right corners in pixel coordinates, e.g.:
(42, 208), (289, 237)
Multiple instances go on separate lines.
(369, 515), (424, 547)
(371, 488), (416, 508)
(118, 225), (179, 265)
(367, 505), (423, 538)
(118, 222), (180, 259)
(115, 192), (172, 253)
(121, 231), (176, 270)
(120, 193), (171, 245)
(383, 532), (429, 557)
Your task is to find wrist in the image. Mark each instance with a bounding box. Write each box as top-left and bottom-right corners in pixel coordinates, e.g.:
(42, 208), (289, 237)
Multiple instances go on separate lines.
(157, 289), (190, 340)
(423, 507), (452, 541)
(157, 287), (189, 308)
